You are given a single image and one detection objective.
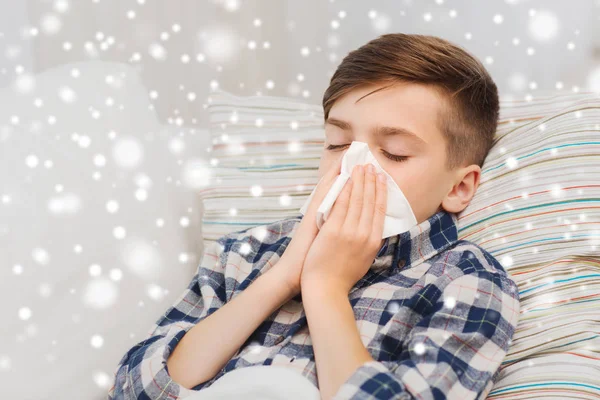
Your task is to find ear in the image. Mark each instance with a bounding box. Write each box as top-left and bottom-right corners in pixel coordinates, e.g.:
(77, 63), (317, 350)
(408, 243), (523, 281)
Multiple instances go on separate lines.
(441, 165), (481, 214)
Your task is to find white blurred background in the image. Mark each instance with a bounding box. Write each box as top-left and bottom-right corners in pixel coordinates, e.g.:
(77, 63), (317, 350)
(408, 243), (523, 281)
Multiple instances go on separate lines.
(1, 0), (600, 398)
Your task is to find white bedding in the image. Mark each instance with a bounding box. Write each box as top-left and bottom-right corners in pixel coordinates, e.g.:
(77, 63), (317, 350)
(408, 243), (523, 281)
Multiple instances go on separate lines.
(187, 365), (321, 400)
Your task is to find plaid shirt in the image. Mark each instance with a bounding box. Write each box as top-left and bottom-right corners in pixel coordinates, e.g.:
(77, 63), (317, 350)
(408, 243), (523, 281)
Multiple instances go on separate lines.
(108, 209), (520, 400)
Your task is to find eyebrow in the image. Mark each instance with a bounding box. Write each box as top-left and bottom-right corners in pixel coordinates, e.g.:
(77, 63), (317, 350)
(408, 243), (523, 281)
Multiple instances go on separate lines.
(325, 117), (427, 146)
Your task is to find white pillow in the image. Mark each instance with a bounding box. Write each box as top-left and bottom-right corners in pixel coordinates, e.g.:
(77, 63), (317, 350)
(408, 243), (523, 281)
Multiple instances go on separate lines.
(201, 88), (600, 399)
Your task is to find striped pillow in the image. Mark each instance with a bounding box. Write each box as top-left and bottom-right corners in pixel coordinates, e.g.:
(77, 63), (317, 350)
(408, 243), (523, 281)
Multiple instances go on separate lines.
(201, 89), (600, 399)
(465, 92), (600, 399)
(199, 89), (324, 242)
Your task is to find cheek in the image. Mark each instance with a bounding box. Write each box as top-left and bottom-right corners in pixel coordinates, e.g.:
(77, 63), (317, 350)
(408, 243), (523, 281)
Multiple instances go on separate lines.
(390, 163), (431, 206)
(317, 152), (336, 179)
(319, 147), (347, 172)
(391, 162), (427, 190)
(395, 177), (418, 206)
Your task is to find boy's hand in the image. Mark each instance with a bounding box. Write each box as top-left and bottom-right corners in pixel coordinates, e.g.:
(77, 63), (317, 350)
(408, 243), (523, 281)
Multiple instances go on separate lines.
(271, 157), (344, 296)
(301, 163), (387, 295)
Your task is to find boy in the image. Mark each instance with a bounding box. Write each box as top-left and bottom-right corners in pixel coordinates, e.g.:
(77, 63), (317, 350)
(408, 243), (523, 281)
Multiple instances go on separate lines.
(108, 33), (520, 400)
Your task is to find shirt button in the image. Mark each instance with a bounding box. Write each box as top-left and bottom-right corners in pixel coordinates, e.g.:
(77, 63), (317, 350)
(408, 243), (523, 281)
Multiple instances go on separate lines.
(274, 335), (284, 345)
(397, 259), (406, 268)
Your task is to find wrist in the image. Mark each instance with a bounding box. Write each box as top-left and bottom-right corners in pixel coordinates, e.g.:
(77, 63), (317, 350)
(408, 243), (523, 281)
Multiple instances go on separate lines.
(301, 274), (348, 299)
(263, 264), (300, 299)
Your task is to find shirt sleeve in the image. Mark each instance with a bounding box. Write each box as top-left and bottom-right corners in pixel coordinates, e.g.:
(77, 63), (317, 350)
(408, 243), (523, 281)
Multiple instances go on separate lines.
(107, 234), (232, 399)
(332, 268), (521, 400)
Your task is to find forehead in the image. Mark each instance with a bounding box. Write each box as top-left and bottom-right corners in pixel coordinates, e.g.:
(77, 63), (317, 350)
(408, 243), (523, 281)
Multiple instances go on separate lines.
(326, 82), (446, 146)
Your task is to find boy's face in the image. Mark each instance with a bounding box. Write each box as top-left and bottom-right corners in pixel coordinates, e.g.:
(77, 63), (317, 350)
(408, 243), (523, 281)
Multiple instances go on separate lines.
(318, 81), (478, 225)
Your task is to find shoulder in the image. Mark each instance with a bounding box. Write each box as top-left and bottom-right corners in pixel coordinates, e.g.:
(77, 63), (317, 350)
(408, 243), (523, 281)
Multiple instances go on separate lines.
(434, 239), (520, 299)
(438, 239), (508, 276)
(220, 215), (301, 243)
(432, 240), (521, 330)
(213, 215), (302, 256)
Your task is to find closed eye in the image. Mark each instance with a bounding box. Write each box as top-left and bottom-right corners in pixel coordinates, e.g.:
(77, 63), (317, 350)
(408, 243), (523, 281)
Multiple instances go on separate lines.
(325, 144), (409, 163)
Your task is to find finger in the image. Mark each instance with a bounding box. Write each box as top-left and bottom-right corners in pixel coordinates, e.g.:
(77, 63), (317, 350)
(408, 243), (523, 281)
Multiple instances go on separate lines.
(372, 171), (387, 239)
(344, 164), (365, 230)
(327, 174), (353, 230)
(357, 164), (377, 235)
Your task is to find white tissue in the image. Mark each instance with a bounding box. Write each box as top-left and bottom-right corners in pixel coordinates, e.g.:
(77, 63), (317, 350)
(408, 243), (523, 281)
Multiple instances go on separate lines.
(299, 141), (418, 239)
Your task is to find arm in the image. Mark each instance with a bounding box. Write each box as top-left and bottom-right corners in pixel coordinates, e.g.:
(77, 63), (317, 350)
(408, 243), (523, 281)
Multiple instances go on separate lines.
(167, 263), (296, 389)
(107, 235), (297, 399)
(302, 284), (376, 400)
(303, 270), (520, 400)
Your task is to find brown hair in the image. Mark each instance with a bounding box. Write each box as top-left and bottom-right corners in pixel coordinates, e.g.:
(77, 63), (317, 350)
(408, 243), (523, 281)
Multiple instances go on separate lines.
(322, 33), (499, 170)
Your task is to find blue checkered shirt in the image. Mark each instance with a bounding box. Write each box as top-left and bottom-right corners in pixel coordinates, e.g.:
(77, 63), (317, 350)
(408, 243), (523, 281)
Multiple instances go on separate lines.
(108, 209), (520, 399)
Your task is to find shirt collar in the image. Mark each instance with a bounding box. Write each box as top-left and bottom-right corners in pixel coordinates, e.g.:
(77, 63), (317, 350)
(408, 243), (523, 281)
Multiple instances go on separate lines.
(372, 208), (459, 274)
